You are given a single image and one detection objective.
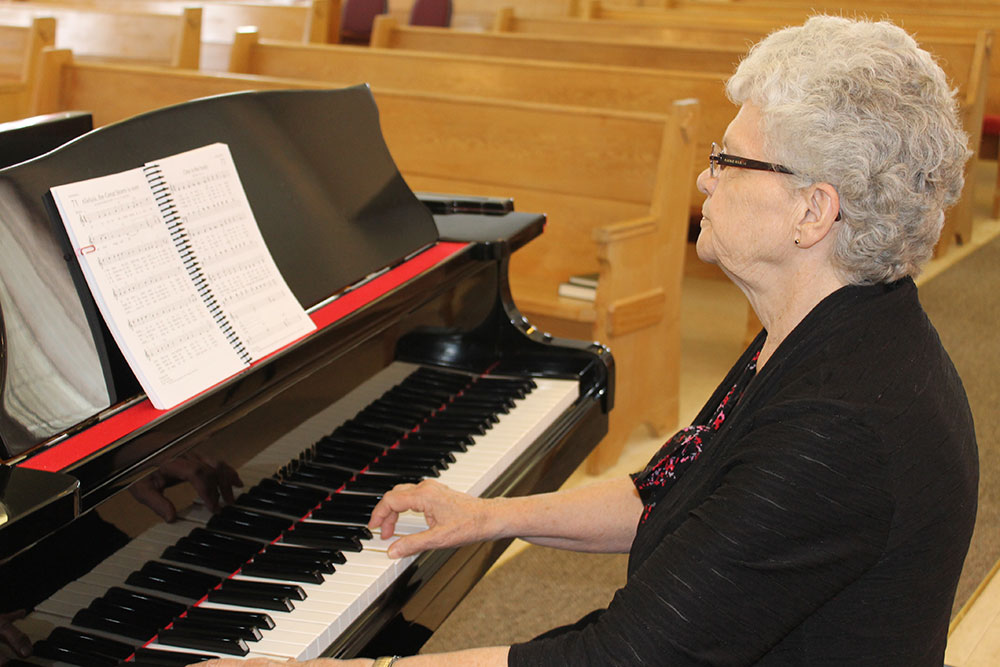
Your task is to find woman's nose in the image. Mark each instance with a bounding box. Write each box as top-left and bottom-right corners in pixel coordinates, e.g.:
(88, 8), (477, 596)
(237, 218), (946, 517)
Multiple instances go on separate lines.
(696, 166), (715, 196)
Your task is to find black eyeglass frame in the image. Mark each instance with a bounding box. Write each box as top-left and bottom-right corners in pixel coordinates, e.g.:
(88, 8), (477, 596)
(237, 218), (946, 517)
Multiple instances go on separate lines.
(708, 142), (841, 221)
(709, 141), (795, 178)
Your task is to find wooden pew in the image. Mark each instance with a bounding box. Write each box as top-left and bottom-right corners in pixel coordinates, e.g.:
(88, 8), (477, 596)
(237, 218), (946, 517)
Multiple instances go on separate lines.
(368, 15), (990, 252)
(18, 0), (342, 70)
(390, 0), (575, 30)
(369, 16), (743, 73)
(32, 49), (700, 472)
(578, 0), (1000, 118)
(228, 27), (731, 218)
(0, 2), (200, 68)
(0, 17), (51, 120)
(494, 6), (763, 47)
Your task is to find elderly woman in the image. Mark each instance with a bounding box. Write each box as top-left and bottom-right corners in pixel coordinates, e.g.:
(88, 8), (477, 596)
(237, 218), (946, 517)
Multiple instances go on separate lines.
(202, 14), (979, 667)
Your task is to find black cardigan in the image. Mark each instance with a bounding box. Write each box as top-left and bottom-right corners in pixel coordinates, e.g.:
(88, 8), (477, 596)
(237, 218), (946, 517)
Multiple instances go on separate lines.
(509, 278), (978, 666)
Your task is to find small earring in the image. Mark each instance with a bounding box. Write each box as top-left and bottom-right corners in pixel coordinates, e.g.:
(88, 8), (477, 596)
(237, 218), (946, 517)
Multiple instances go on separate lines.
(794, 237), (801, 245)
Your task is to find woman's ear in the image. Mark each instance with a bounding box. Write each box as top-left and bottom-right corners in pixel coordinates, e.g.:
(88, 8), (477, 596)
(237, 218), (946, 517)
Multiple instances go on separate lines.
(796, 183), (840, 249)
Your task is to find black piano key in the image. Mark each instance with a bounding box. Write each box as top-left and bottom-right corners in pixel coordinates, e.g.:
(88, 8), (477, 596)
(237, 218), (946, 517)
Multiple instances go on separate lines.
(426, 415), (492, 432)
(157, 628), (249, 657)
(355, 410), (421, 431)
(283, 463), (353, 490)
(384, 386), (451, 406)
(450, 394), (516, 411)
(183, 606), (276, 631)
(171, 616), (262, 642)
(417, 423), (486, 438)
(281, 530), (362, 552)
(485, 376), (537, 390)
(315, 436), (387, 457)
(296, 522), (372, 540)
(47, 627), (136, 661)
(103, 587), (187, 621)
(87, 597), (165, 636)
(126, 562), (222, 600)
(366, 400), (434, 419)
(254, 478), (330, 503)
(380, 448), (454, 466)
(346, 473), (423, 494)
(133, 647), (218, 667)
(33, 639), (119, 667)
(71, 607), (156, 641)
(438, 405), (501, 422)
(252, 549), (336, 574)
(406, 374), (470, 392)
(235, 493), (316, 517)
(182, 529), (263, 560)
(161, 544), (247, 573)
(309, 505), (372, 524)
(402, 433), (472, 449)
(297, 459), (360, 476)
(263, 542), (346, 566)
(205, 589), (294, 612)
(324, 492), (381, 509)
(307, 449), (373, 469)
(241, 560), (324, 584)
(220, 579), (306, 601)
(366, 461), (439, 478)
(207, 508), (293, 541)
(335, 423), (405, 444)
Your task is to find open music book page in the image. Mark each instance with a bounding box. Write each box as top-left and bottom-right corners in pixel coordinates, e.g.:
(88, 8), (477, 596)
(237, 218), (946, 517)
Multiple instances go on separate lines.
(50, 143), (316, 410)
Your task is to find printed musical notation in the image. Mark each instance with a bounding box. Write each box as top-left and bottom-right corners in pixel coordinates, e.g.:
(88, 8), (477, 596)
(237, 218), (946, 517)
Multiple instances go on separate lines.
(50, 143), (315, 410)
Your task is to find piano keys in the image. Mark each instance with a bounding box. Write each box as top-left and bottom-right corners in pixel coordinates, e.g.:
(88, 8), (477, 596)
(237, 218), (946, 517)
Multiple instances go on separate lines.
(0, 87), (612, 661)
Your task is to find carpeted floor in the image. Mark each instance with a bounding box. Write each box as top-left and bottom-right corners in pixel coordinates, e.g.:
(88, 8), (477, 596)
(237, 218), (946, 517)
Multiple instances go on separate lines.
(422, 232), (1000, 653)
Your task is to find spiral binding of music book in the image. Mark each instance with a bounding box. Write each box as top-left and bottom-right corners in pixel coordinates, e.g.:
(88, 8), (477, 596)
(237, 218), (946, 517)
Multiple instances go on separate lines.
(142, 161), (252, 366)
(49, 143), (315, 410)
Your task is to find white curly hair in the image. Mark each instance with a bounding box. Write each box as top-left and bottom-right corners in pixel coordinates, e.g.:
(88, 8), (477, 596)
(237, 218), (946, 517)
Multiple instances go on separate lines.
(727, 15), (971, 284)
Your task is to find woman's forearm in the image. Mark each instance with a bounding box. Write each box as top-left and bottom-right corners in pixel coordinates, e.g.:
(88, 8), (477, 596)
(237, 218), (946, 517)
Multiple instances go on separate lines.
(487, 477), (641, 553)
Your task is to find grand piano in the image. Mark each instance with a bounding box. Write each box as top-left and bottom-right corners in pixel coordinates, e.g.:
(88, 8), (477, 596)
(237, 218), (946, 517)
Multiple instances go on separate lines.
(0, 87), (612, 663)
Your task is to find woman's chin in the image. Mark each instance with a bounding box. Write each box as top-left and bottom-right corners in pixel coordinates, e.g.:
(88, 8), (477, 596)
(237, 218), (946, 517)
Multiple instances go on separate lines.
(695, 231), (718, 265)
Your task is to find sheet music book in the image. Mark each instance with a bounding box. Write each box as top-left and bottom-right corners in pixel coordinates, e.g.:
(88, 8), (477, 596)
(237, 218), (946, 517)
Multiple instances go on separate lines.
(49, 143), (316, 410)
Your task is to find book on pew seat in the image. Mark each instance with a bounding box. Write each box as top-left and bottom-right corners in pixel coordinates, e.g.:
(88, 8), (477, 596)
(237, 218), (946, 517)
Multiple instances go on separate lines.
(568, 272), (598, 289)
(48, 142), (316, 410)
(557, 273), (598, 301)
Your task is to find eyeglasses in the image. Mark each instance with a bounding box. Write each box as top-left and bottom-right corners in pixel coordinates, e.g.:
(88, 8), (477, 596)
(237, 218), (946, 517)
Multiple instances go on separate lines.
(709, 142), (795, 178)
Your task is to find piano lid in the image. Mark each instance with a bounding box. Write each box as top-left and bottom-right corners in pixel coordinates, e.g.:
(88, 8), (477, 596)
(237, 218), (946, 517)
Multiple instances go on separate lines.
(0, 86), (439, 458)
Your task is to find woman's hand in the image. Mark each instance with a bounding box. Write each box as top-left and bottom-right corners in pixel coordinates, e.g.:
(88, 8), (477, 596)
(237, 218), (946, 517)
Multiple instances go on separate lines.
(129, 451), (243, 522)
(368, 480), (498, 559)
(0, 610), (31, 664)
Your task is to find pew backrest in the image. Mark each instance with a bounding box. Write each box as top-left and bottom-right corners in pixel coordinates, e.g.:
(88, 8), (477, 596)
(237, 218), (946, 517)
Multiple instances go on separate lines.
(0, 2), (200, 68)
(369, 16), (743, 73)
(229, 28), (730, 212)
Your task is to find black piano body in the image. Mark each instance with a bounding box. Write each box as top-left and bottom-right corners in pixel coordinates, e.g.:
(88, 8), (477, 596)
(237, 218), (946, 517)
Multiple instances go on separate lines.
(0, 87), (612, 659)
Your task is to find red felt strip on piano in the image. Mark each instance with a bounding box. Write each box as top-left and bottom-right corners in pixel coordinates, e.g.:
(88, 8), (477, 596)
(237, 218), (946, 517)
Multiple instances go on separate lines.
(18, 241), (469, 473)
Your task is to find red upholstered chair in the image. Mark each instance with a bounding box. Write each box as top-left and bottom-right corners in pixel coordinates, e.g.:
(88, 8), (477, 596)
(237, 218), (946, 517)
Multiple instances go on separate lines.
(340, 0), (388, 44)
(409, 0), (452, 27)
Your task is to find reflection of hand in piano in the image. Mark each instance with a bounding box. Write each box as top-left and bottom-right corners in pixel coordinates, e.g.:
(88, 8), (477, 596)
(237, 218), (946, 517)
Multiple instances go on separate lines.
(0, 609), (32, 662)
(129, 452), (244, 523)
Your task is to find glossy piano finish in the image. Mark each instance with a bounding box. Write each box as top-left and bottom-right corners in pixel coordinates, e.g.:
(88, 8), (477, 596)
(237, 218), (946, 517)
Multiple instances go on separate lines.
(0, 86), (439, 458)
